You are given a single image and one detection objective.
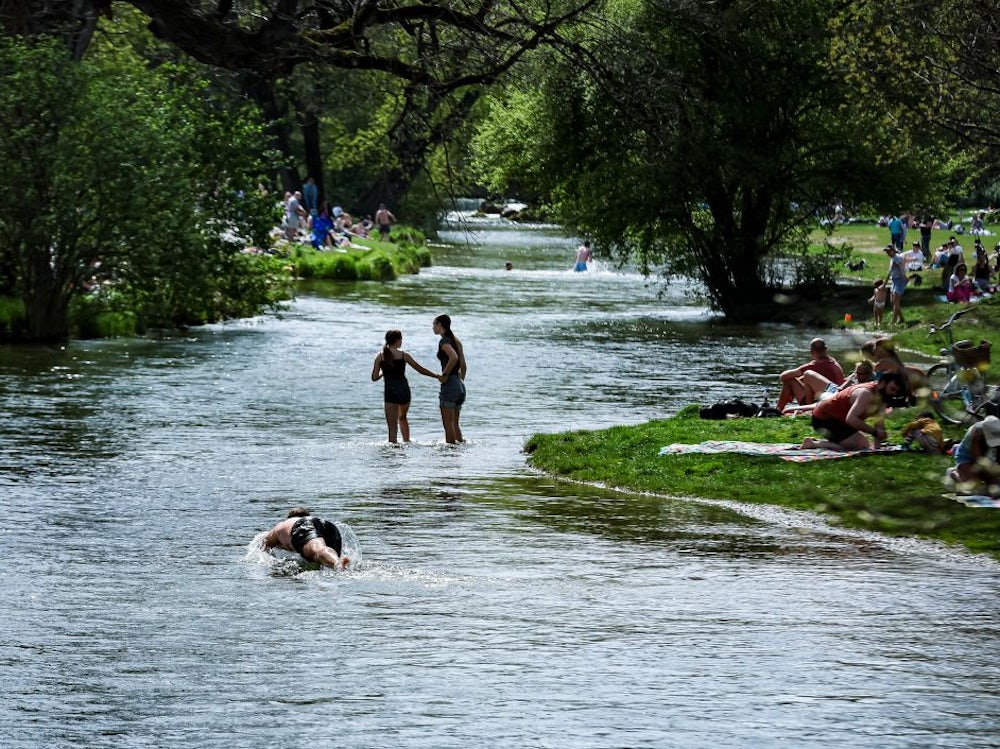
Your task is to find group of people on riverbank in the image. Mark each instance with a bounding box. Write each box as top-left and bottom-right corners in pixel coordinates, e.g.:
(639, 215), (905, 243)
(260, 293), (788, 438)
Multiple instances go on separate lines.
(873, 226), (1000, 328)
(281, 184), (396, 250)
(775, 336), (1000, 496)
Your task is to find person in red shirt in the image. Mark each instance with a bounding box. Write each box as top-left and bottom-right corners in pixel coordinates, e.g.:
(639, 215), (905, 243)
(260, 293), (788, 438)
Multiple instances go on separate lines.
(800, 372), (906, 451)
(776, 338), (846, 412)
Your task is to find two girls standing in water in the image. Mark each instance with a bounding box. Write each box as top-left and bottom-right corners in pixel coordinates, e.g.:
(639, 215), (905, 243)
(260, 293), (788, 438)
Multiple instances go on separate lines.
(371, 315), (468, 444)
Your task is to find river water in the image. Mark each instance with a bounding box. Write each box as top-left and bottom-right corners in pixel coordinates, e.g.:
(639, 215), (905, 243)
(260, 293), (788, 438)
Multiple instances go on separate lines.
(2, 217), (999, 748)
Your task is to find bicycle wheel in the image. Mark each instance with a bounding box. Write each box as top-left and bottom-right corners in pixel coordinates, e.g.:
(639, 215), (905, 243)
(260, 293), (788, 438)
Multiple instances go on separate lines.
(927, 363), (972, 425)
(967, 386), (1000, 423)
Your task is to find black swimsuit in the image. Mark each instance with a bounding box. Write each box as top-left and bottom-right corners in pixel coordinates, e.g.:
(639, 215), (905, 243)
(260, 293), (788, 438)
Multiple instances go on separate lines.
(290, 516), (343, 557)
(382, 355), (411, 405)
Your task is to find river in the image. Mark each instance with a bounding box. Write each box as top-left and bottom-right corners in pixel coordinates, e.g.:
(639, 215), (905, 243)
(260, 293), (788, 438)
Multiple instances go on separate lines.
(2, 216), (999, 748)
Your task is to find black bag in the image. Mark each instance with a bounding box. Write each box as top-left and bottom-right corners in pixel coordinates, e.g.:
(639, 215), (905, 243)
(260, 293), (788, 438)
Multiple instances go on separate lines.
(699, 399), (759, 420)
(755, 406), (783, 418)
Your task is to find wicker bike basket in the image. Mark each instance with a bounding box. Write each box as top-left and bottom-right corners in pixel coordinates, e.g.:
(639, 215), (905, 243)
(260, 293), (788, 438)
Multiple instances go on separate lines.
(952, 339), (992, 369)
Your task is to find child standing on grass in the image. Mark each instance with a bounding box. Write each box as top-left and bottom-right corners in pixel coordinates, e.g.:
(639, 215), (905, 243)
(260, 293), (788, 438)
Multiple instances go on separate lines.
(868, 279), (887, 327)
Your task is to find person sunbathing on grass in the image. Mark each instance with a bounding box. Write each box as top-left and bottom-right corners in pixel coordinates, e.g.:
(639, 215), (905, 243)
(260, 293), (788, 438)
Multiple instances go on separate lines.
(799, 372), (906, 451)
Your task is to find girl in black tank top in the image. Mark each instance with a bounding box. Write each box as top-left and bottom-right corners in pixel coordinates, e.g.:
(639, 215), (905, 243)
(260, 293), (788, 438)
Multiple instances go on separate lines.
(371, 329), (439, 443)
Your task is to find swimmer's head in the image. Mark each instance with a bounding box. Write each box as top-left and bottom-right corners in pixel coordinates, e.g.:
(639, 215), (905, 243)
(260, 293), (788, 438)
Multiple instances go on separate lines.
(287, 506), (311, 518)
(385, 329), (402, 346)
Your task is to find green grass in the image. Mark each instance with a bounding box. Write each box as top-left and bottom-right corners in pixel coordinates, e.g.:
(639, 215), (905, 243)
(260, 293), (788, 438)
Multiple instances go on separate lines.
(525, 405), (1000, 558)
(289, 231), (431, 281)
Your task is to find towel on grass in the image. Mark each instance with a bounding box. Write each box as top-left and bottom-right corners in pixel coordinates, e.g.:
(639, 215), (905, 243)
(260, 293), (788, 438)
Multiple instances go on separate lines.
(943, 493), (1000, 508)
(658, 440), (906, 463)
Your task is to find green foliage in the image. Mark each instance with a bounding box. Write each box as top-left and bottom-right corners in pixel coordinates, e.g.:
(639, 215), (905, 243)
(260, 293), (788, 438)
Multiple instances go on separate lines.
(472, 0), (956, 320)
(0, 296), (26, 341)
(0, 28), (283, 341)
(288, 231), (430, 282)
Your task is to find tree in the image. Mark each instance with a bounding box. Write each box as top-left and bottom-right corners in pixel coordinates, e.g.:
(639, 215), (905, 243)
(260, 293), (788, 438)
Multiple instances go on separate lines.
(472, 0), (954, 320)
(118, 0), (598, 214)
(0, 32), (281, 341)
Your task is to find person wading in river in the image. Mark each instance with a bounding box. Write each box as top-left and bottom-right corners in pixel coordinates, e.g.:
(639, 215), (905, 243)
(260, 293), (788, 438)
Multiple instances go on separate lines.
(433, 314), (467, 444)
(261, 507), (349, 570)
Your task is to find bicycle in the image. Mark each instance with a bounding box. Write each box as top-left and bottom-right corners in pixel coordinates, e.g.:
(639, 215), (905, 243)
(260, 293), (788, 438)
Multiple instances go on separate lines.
(926, 307), (997, 425)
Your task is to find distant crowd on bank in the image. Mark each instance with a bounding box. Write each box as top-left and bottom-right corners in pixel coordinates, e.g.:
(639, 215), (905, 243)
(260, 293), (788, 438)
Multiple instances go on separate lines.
(867, 212), (1000, 328)
(281, 177), (397, 251)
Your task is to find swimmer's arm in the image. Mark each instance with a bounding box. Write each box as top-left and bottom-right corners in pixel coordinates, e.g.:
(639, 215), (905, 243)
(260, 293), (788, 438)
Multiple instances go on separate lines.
(404, 354), (437, 378)
(261, 527), (279, 550)
(371, 353), (383, 381)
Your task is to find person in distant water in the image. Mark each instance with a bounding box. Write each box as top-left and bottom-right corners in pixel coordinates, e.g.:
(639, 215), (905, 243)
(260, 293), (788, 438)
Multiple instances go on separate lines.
(261, 507), (349, 570)
(433, 314), (468, 444)
(302, 177), (319, 216)
(573, 240), (593, 272)
(371, 329), (439, 443)
(375, 203), (396, 241)
(776, 337), (845, 412)
(504, 261), (514, 271)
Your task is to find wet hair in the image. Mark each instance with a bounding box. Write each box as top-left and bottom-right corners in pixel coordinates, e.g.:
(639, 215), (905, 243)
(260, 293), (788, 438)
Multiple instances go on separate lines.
(287, 506), (311, 518)
(434, 314), (452, 335)
(382, 329), (402, 370)
(873, 279), (884, 288)
(434, 314), (463, 359)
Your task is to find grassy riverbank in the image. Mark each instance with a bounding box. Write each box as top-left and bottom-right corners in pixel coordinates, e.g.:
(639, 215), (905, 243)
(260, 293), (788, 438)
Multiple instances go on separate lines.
(527, 289), (1000, 560)
(287, 227), (431, 281)
(524, 406), (1000, 558)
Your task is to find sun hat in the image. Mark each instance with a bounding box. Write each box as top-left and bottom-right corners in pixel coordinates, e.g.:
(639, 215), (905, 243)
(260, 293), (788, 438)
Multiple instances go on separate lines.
(981, 416), (1000, 447)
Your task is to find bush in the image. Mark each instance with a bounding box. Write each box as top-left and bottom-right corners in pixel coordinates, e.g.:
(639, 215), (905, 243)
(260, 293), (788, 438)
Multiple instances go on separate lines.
(0, 296), (26, 342)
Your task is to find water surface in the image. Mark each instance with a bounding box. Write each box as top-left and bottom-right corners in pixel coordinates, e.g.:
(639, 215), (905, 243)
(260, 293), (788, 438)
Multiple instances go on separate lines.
(2, 218), (998, 748)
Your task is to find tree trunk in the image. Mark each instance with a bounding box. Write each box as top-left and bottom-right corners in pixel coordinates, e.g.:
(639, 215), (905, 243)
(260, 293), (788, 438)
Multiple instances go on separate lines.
(21, 245), (71, 342)
(300, 108), (324, 203)
(239, 72), (299, 192)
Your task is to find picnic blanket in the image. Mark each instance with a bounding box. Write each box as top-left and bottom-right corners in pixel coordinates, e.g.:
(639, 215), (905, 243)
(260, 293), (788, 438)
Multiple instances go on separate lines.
(943, 493), (1000, 508)
(658, 440), (906, 463)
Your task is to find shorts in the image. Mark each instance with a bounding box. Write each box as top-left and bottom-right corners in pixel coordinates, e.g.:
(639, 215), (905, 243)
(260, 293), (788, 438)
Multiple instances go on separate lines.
(290, 516), (321, 554)
(439, 374), (466, 410)
(384, 378), (411, 405)
(290, 517), (342, 556)
(953, 440), (974, 468)
(811, 415), (859, 445)
(574, 261), (588, 272)
(873, 302), (885, 310)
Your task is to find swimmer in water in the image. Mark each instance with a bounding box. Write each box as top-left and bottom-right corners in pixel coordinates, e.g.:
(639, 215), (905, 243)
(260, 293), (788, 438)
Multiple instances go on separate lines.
(573, 240), (592, 272)
(261, 507), (350, 570)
